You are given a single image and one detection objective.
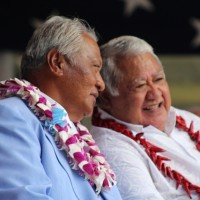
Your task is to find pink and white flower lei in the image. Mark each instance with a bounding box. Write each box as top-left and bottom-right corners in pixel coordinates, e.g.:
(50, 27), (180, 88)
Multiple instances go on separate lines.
(0, 78), (116, 194)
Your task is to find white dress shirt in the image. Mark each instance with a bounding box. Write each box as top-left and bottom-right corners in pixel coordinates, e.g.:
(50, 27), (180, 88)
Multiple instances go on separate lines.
(90, 106), (200, 200)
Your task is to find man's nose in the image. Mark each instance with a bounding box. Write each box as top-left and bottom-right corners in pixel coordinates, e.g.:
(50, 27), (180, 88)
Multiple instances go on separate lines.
(146, 83), (160, 100)
(96, 74), (105, 92)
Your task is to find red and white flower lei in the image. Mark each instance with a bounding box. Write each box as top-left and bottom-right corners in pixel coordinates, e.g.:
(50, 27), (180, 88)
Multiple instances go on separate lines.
(0, 78), (116, 194)
(92, 107), (200, 198)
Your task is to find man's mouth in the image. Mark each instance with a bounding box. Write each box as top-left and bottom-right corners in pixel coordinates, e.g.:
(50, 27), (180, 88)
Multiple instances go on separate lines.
(143, 102), (162, 111)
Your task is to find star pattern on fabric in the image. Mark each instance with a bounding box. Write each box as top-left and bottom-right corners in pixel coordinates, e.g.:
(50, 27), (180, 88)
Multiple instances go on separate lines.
(190, 17), (200, 48)
(121, 0), (155, 17)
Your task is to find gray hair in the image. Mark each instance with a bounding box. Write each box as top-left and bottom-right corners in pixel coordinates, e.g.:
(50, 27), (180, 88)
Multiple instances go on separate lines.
(20, 15), (97, 78)
(100, 35), (161, 96)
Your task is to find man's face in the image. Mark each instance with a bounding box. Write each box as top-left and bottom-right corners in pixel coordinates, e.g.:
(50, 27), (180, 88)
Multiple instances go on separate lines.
(107, 52), (171, 131)
(61, 34), (105, 122)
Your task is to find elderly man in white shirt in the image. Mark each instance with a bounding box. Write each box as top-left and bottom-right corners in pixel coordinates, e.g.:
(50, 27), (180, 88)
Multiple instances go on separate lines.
(90, 35), (200, 200)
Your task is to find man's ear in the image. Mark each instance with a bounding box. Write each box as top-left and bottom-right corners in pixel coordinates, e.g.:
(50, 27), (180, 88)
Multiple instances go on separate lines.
(47, 48), (66, 76)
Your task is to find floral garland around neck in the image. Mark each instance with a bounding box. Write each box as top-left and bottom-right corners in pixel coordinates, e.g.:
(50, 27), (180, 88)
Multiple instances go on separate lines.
(0, 78), (116, 194)
(92, 107), (200, 199)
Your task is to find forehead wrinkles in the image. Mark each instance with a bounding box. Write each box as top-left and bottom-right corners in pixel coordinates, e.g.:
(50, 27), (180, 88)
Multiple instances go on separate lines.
(117, 54), (150, 79)
(117, 53), (164, 82)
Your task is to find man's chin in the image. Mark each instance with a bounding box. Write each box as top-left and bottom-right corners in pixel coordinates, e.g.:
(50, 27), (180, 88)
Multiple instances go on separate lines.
(83, 109), (93, 119)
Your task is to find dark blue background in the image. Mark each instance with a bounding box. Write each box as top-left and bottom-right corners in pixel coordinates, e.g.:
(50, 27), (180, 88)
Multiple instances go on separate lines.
(1, 0), (200, 54)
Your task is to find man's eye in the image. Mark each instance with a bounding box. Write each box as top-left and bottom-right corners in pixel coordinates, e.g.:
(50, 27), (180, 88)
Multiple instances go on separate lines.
(136, 84), (146, 88)
(94, 65), (101, 70)
(155, 77), (164, 82)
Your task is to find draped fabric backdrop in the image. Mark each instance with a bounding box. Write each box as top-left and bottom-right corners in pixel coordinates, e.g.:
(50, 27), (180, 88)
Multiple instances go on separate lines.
(0, 0), (200, 109)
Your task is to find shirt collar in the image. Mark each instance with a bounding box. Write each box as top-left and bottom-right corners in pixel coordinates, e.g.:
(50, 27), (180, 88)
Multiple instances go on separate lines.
(40, 91), (77, 130)
(41, 91), (63, 109)
(97, 106), (176, 135)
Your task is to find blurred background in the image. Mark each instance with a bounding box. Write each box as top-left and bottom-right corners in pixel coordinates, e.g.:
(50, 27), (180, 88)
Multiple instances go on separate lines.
(1, 0), (200, 115)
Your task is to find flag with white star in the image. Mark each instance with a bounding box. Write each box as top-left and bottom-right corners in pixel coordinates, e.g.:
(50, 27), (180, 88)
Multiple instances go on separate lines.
(0, 0), (200, 53)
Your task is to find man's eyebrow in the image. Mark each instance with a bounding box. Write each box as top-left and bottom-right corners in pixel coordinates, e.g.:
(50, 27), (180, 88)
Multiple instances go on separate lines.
(131, 77), (146, 83)
(152, 71), (165, 78)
